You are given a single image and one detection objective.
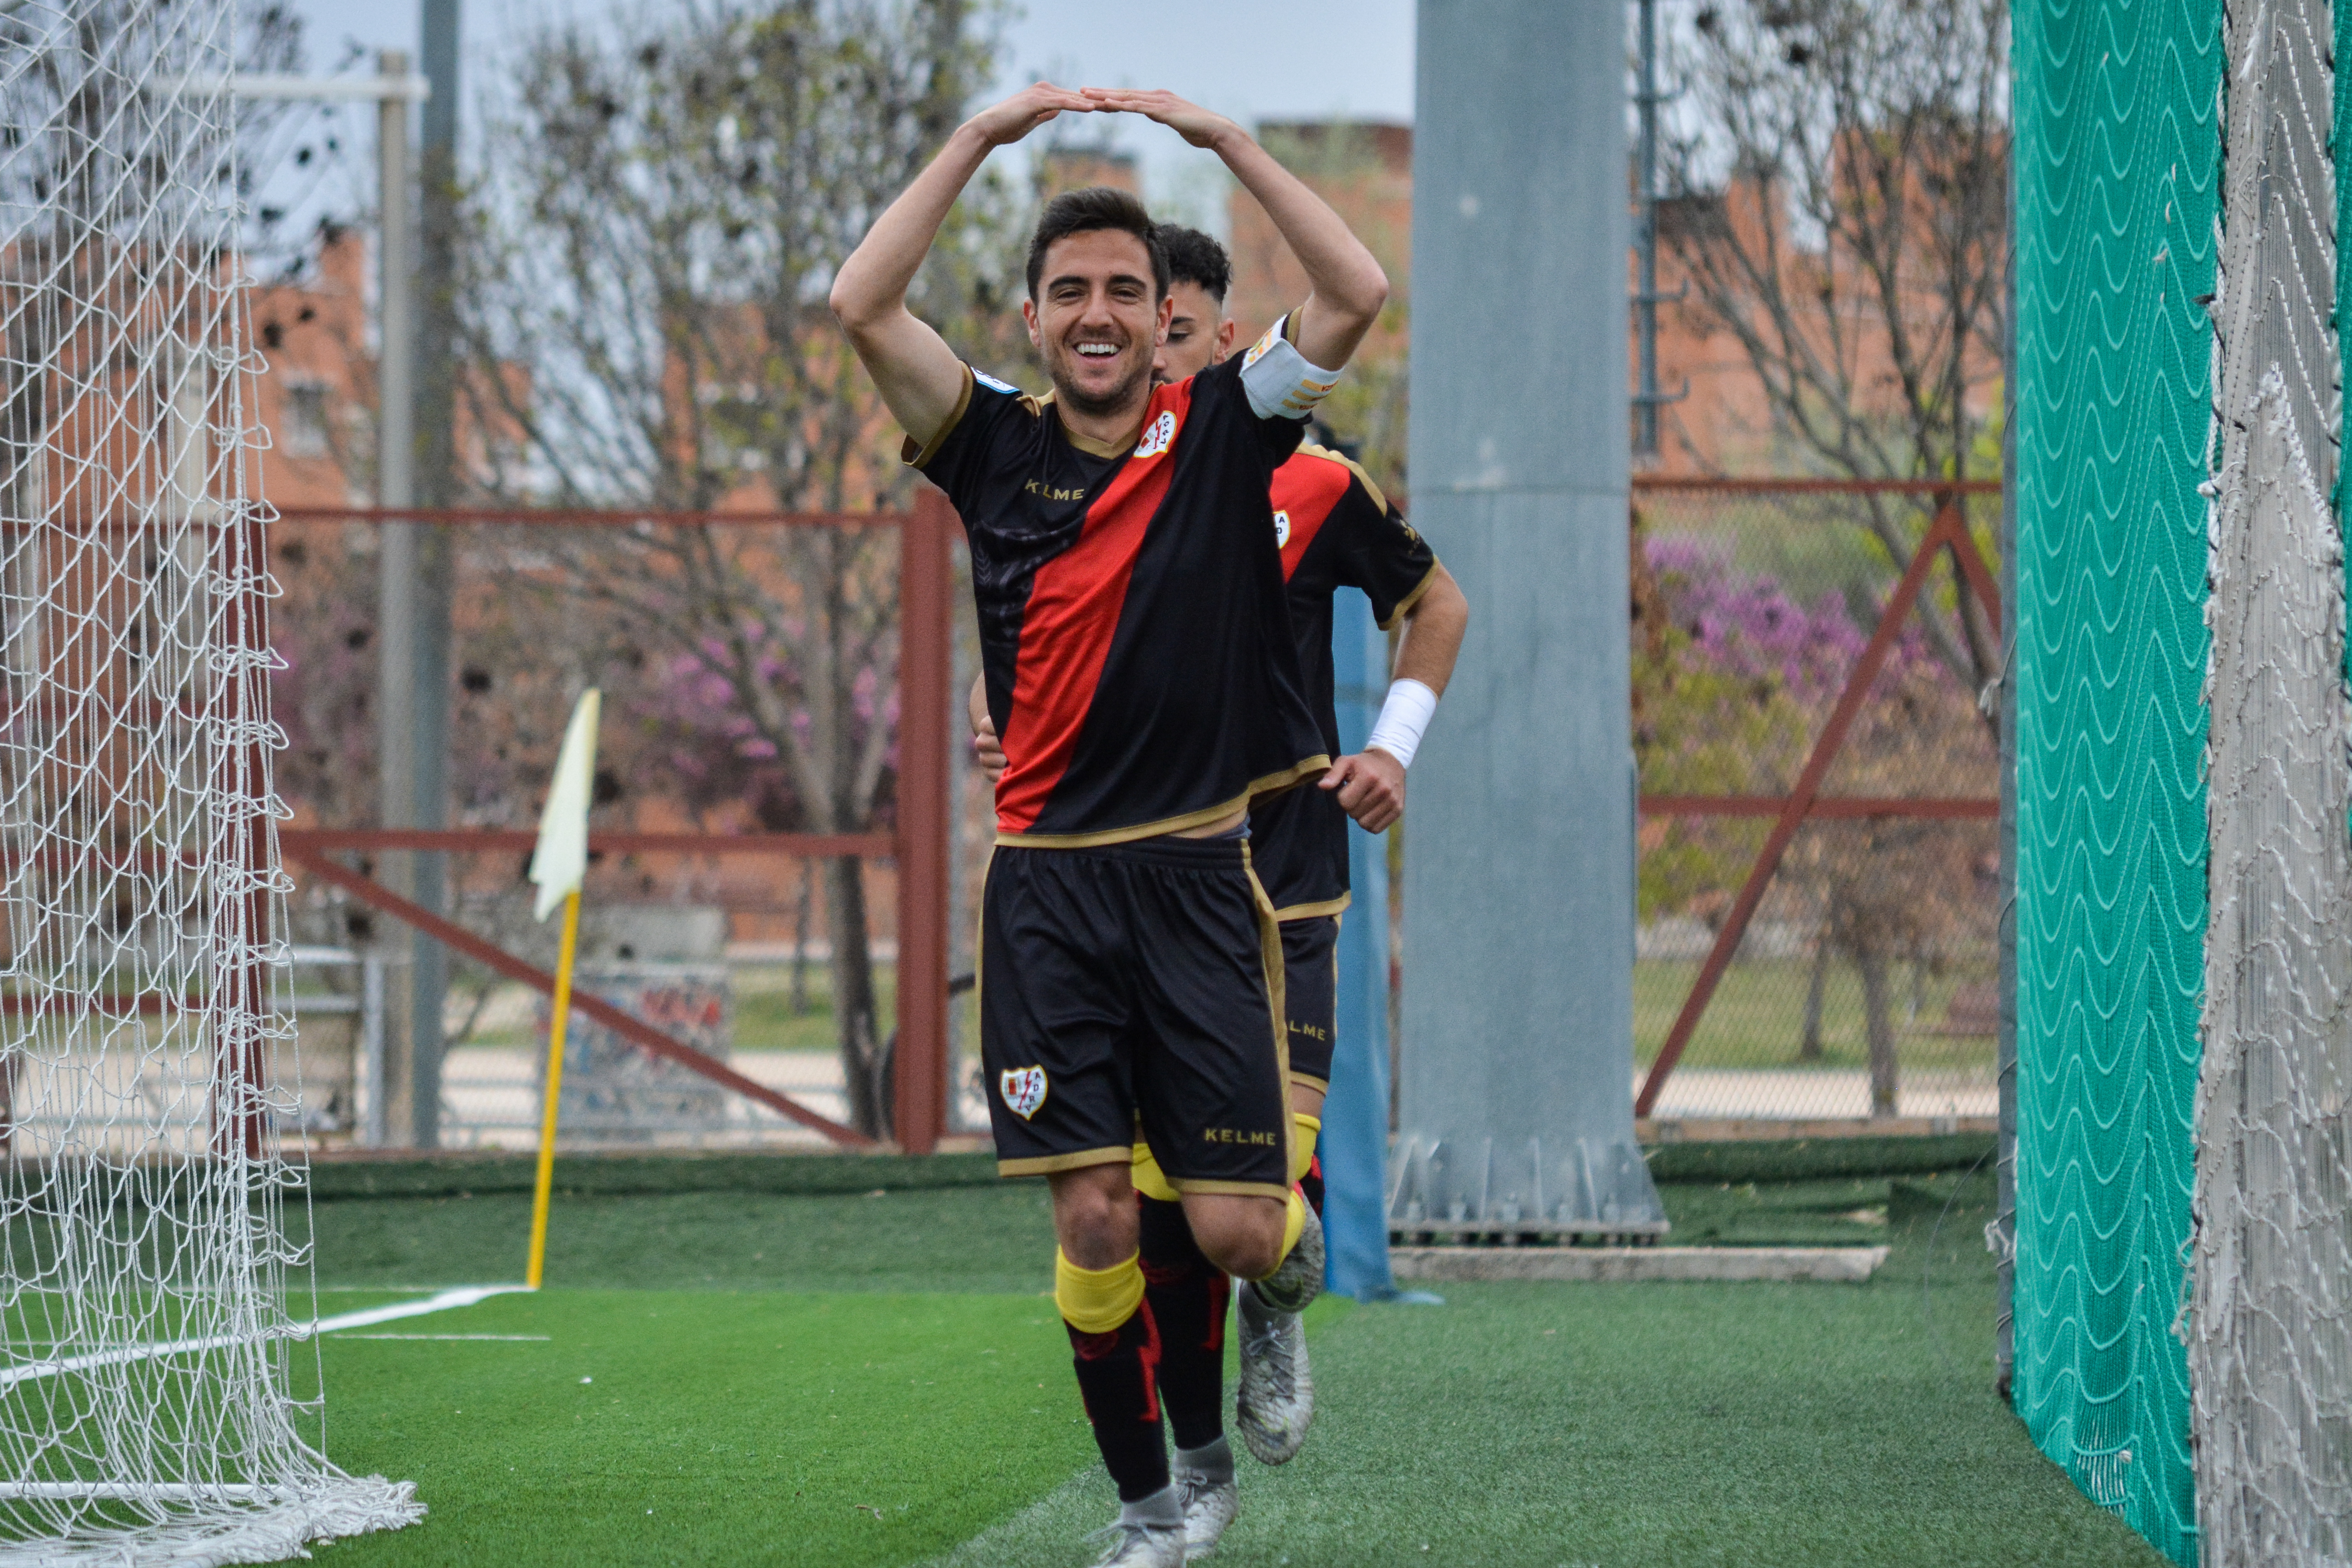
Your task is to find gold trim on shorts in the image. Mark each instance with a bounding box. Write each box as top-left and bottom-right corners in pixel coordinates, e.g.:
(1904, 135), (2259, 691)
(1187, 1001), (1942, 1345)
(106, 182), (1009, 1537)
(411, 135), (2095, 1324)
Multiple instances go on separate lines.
(1168, 1178), (1294, 1202)
(1270, 894), (1351, 922)
(998, 1147), (1134, 1179)
(1240, 842), (1297, 1182)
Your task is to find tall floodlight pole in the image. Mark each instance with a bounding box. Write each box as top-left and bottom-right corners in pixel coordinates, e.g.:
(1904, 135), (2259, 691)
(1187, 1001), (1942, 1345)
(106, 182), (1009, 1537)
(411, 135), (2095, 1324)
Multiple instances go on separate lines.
(373, 49), (424, 1145)
(1390, 0), (1666, 1240)
(409, 0), (463, 1152)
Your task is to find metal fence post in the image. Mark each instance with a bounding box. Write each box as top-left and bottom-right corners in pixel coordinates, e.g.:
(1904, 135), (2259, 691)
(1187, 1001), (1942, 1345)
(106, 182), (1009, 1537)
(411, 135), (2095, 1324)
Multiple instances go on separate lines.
(893, 488), (954, 1153)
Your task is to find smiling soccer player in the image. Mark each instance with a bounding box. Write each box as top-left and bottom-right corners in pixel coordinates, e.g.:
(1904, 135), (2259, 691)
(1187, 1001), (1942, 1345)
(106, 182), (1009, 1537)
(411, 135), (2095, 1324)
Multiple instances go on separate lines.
(831, 84), (1388, 1568)
(973, 225), (1469, 1542)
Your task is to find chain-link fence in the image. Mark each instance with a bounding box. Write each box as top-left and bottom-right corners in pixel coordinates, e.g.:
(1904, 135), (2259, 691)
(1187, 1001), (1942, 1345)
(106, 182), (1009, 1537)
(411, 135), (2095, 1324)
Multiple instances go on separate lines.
(262, 505), (977, 1154)
(1630, 479), (2002, 1133)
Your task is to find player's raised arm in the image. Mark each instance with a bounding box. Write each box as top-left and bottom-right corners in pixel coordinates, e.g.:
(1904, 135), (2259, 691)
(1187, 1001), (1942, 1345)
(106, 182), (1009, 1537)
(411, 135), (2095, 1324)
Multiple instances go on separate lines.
(830, 83), (1096, 445)
(1085, 88), (1388, 372)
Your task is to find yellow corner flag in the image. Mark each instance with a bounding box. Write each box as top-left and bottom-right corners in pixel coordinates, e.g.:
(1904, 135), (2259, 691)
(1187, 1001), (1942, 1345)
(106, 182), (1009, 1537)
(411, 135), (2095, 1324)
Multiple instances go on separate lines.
(526, 689), (600, 1290)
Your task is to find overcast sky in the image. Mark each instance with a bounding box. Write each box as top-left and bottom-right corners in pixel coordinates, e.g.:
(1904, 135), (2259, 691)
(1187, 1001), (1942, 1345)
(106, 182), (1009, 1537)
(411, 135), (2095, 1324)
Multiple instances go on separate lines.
(275, 0), (1416, 228)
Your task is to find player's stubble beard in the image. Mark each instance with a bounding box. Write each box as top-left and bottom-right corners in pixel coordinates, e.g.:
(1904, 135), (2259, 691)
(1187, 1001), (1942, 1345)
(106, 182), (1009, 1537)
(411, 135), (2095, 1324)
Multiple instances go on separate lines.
(1045, 330), (1153, 424)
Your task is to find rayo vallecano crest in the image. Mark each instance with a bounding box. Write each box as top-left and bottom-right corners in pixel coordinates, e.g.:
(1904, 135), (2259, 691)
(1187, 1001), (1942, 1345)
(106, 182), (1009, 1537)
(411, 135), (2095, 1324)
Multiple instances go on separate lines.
(1133, 409), (1177, 458)
(999, 1066), (1048, 1121)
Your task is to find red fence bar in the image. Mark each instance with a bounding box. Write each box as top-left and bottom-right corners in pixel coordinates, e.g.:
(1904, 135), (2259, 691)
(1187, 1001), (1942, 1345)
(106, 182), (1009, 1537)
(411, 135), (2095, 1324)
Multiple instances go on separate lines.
(280, 829), (893, 858)
(892, 488), (954, 1155)
(1630, 477), (2004, 495)
(1639, 796), (1996, 820)
(285, 845), (875, 1148)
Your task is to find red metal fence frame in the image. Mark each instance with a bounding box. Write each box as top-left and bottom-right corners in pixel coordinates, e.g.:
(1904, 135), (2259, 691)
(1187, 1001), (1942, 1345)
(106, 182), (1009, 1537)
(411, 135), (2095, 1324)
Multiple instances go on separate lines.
(270, 489), (957, 1153)
(1628, 478), (2002, 1117)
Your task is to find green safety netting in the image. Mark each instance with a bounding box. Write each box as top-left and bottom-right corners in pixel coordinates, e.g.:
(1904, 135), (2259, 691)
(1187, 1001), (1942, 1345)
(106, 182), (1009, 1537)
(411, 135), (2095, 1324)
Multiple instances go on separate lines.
(2012, 0), (2215, 1560)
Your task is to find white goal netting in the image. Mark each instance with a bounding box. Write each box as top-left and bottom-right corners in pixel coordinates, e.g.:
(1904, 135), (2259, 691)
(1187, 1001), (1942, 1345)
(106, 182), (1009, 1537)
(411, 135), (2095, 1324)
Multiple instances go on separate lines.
(0, 0), (420, 1560)
(2192, 0), (2352, 1561)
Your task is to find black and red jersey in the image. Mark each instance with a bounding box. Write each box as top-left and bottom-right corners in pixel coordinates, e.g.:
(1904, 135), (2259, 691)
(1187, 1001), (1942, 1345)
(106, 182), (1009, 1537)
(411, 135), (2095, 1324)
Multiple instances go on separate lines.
(1247, 442), (1438, 917)
(911, 352), (1328, 845)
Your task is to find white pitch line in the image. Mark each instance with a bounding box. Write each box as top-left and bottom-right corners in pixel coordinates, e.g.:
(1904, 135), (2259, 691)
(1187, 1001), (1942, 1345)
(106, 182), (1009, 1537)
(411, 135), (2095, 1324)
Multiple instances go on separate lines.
(306, 1285), (533, 1335)
(0, 1284), (533, 1390)
(330, 1333), (550, 1342)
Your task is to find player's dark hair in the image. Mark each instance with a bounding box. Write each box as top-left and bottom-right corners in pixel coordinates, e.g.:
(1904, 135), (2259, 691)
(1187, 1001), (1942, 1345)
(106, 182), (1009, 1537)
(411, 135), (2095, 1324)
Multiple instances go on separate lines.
(1026, 187), (1169, 300)
(1154, 224), (1231, 304)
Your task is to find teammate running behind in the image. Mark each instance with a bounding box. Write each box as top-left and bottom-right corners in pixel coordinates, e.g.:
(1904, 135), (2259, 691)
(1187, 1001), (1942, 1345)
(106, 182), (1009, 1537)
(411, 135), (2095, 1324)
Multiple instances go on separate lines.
(971, 226), (1467, 1540)
(832, 84), (1388, 1568)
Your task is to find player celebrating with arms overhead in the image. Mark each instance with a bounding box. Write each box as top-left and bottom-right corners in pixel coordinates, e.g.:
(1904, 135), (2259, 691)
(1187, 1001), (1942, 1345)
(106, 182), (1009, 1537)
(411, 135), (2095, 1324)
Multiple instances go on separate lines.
(831, 84), (1387, 1568)
(973, 226), (1468, 1529)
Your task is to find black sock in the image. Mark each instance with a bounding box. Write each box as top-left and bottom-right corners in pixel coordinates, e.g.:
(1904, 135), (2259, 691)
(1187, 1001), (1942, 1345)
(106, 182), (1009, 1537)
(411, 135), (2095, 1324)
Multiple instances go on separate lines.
(1138, 1195), (1229, 1451)
(1066, 1301), (1169, 1503)
(1300, 1152), (1325, 1219)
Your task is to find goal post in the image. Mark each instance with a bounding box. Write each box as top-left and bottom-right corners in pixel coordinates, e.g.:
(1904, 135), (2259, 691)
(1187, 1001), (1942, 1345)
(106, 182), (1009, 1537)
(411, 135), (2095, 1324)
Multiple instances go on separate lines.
(0, 0), (421, 1557)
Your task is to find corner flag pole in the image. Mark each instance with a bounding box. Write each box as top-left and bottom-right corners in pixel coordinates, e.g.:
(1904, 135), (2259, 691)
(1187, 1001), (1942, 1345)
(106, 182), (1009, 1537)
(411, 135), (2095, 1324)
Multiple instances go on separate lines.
(524, 689), (600, 1291)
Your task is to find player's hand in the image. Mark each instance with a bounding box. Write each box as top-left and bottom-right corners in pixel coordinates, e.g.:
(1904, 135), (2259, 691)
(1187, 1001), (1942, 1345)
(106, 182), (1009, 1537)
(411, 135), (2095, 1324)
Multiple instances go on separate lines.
(966, 83), (1096, 148)
(1320, 748), (1405, 833)
(974, 714), (1007, 784)
(1080, 88), (1239, 151)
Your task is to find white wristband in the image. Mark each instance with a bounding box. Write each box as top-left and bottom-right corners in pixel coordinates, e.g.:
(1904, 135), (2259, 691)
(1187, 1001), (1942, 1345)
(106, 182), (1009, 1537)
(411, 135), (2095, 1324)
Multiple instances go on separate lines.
(1364, 679), (1438, 770)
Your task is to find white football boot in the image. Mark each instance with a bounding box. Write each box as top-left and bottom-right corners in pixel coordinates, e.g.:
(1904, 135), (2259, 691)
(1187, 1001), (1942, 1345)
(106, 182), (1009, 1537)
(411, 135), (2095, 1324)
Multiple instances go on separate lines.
(1234, 1204), (1323, 1464)
(1088, 1487), (1187, 1568)
(1173, 1438), (1239, 1560)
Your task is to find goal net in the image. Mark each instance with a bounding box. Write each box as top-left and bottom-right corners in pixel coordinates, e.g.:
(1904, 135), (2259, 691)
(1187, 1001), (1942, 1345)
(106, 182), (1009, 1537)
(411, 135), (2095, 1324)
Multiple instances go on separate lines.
(0, 1), (420, 1559)
(2188, 0), (2352, 1561)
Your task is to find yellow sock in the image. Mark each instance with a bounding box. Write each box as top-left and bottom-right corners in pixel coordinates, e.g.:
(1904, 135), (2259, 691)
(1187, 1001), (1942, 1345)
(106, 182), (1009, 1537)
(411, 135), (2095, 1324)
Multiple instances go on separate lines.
(1289, 1113), (1322, 1186)
(1130, 1140), (1179, 1203)
(1054, 1249), (1145, 1334)
(1272, 1186), (1306, 1268)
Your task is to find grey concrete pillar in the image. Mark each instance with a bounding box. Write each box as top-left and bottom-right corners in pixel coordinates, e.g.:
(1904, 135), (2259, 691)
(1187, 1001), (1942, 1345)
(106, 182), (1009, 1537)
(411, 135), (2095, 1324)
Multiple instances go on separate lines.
(1392, 0), (1665, 1239)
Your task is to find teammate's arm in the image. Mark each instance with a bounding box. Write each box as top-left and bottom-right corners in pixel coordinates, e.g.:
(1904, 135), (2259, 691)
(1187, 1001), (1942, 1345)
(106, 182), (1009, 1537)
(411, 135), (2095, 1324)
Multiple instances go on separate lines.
(1393, 565), (1469, 695)
(968, 673), (1006, 782)
(1082, 89), (1388, 371)
(831, 84), (1095, 444)
(1321, 565), (1470, 833)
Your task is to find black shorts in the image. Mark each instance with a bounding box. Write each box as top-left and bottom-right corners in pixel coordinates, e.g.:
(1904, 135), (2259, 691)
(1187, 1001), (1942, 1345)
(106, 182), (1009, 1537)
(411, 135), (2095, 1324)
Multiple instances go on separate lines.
(979, 836), (1292, 1199)
(1280, 914), (1340, 1090)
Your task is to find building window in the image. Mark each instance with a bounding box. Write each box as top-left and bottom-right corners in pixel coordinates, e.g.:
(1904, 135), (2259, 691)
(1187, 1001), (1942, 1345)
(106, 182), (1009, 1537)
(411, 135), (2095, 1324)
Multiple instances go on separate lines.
(280, 381), (330, 460)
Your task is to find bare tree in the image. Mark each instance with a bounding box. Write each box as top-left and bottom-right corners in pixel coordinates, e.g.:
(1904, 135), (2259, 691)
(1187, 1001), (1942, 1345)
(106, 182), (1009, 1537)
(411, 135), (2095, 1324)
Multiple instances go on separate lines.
(457, 0), (1018, 1138)
(1663, 0), (2008, 717)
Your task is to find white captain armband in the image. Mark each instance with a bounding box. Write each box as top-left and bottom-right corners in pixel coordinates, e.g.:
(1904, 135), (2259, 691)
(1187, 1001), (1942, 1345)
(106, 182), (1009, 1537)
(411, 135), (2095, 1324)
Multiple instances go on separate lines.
(1364, 678), (1438, 770)
(1239, 314), (1343, 421)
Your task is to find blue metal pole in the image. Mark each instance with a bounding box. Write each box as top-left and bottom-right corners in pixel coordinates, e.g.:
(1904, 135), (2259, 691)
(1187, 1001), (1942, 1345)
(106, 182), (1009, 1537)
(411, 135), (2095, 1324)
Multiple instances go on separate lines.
(1323, 588), (1398, 1299)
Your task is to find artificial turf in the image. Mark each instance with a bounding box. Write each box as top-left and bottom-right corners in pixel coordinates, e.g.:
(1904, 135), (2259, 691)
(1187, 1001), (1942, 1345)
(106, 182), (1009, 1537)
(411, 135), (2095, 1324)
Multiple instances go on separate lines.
(309, 1289), (1094, 1567)
(290, 1170), (2167, 1568)
(296, 1182), (1060, 1293)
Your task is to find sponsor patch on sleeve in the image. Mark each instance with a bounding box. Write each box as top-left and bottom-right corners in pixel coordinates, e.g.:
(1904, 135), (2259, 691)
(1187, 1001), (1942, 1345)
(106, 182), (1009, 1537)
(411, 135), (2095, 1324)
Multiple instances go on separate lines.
(974, 370), (1020, 394)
